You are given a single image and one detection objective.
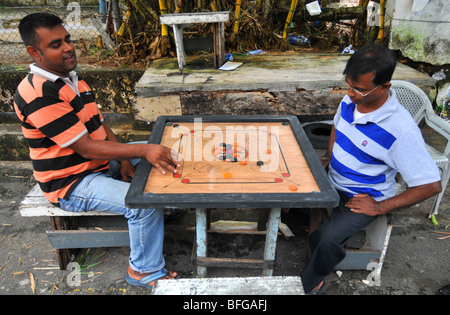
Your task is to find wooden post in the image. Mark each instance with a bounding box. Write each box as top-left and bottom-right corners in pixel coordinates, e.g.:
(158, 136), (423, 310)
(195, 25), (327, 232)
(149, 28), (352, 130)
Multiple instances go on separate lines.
(50, 216), (78, 270)
(196, 208), (208, 277)
(262, 207), (281, 276)
(213, 21), (226, 68)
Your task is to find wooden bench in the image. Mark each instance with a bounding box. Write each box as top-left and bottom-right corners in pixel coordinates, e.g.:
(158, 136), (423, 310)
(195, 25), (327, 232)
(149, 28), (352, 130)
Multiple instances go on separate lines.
(160, 11), (230, 70)
(309, 208), (392, 282)
(19, 184), (129, 270)
(336, 214), (392, 274)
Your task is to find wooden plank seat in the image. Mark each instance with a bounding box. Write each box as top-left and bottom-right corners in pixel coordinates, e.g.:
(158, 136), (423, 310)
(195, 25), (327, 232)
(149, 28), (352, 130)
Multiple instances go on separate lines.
(309, 208), (393, 284)
(335, 212), (393, 284)
(19, 184), (129, 270)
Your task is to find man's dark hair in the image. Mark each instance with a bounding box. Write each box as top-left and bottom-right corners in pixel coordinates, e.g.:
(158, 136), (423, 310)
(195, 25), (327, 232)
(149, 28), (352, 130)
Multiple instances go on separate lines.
(18, 12), (64, 47)
(343, 44), (397, 85)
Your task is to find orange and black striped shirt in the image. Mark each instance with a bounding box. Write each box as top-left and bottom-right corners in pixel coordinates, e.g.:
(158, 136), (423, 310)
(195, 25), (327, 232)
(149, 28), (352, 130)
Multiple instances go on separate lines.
(14, 67), (109, 205)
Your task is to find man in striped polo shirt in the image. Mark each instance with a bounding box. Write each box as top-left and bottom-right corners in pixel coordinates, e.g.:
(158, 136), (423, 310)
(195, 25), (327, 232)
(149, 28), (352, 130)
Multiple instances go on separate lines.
(300, 45), (442, 294)
(15, 13), (180, 289)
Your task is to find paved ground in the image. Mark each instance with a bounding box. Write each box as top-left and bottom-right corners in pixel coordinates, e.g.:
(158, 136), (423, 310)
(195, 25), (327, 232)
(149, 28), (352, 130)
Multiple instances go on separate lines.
(0, 157), (449, 296)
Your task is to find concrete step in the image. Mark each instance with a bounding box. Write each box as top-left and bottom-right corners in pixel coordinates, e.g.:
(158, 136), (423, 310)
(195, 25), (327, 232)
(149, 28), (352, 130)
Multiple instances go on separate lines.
(0, 123), (22, 137)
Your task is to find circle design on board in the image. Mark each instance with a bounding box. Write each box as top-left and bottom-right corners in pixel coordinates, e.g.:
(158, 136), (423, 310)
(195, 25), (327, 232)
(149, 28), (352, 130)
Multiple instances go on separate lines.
(211, 142), (248, 162)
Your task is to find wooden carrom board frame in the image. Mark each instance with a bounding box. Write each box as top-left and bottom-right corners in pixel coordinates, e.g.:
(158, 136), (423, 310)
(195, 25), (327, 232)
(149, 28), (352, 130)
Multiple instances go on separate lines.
(125, 116), (339, 209)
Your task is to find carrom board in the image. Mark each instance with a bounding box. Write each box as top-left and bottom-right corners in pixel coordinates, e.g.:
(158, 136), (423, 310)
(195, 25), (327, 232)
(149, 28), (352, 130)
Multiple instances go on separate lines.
(126, 116), (339, 209)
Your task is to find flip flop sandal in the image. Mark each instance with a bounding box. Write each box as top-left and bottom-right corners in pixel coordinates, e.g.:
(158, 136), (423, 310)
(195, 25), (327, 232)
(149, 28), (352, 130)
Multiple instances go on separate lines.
(307, 281), (326, 295)
(126, 267), (175, 290)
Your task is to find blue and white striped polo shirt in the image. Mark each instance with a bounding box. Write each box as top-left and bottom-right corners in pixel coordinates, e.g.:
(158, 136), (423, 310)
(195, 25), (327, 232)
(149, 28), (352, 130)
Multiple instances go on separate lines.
(329, 89), (440, 201)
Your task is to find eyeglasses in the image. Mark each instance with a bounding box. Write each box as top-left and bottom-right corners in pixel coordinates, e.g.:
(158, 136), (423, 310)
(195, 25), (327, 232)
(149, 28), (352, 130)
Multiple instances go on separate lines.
(343, 77), (381, 97)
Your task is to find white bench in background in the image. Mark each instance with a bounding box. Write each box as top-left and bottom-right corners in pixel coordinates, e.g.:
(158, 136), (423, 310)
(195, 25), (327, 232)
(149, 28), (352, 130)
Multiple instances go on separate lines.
(160, 11), (230, 70)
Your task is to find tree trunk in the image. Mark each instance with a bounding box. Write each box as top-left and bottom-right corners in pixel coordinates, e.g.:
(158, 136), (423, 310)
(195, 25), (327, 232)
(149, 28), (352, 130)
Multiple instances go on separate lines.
(127, 0), (159, 22)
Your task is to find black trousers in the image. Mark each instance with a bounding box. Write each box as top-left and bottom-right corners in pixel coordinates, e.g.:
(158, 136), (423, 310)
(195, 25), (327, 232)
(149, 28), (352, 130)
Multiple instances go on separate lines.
(300, 193), (378, 293)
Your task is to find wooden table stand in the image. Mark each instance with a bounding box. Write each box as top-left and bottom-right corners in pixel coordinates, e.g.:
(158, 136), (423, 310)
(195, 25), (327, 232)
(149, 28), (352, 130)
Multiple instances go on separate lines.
(195, 208), (281, 278)
(125, 115), (340, 277)
(160, 12), (230, 70)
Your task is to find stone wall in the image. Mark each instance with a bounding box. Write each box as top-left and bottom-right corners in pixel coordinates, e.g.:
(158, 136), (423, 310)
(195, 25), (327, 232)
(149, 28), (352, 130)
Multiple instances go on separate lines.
(386, 0), (450, 108)
(0, 68), (144, 114)
(386, 0), (450, 66)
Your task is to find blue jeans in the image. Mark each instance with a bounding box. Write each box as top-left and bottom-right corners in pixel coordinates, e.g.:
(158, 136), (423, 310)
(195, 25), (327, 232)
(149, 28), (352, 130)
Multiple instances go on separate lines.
(58, 159), (165, 274)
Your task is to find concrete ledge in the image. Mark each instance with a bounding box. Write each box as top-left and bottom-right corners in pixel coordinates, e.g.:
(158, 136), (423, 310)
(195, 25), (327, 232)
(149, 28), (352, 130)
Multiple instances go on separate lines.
(133, 53), (436, 122)
(152, 276), (304, 295)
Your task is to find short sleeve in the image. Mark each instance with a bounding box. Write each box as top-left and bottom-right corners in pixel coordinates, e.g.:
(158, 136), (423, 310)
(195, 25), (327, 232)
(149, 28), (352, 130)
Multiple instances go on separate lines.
(390, 127), (441, 187)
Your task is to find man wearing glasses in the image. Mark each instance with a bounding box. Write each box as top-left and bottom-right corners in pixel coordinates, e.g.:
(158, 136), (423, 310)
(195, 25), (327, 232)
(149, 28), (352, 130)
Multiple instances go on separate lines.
(300, 44), (442, 294)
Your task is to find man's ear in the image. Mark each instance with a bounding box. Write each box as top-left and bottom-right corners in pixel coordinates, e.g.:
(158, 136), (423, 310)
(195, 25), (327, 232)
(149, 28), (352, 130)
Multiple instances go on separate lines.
(381, 82), (391, 92)
(26, 45), (41, 62)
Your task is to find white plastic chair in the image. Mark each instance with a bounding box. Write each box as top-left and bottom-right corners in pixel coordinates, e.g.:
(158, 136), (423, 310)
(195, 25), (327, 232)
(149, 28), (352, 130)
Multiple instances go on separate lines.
(391, 80), (450, 218)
